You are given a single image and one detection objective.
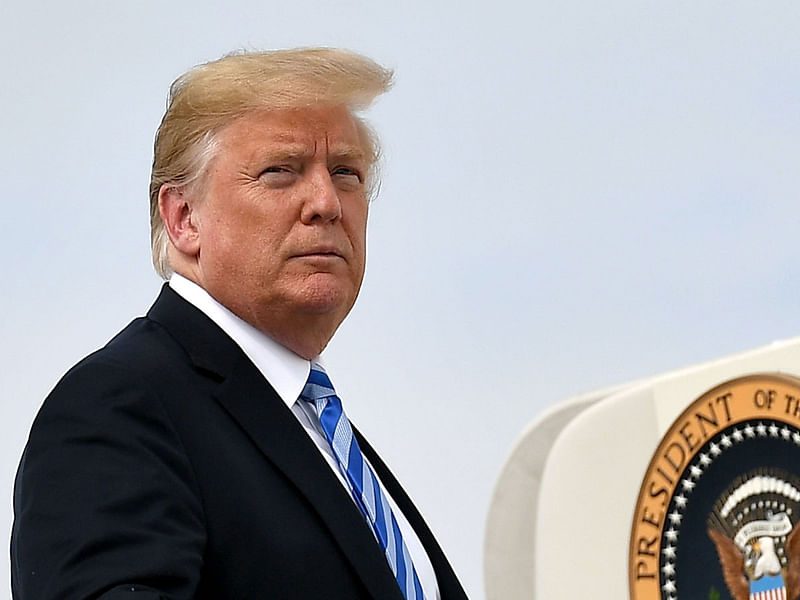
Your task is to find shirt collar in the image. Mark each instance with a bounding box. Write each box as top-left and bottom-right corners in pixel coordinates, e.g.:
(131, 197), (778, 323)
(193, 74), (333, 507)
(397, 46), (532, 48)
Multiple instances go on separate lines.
(168, 273), (317, 409)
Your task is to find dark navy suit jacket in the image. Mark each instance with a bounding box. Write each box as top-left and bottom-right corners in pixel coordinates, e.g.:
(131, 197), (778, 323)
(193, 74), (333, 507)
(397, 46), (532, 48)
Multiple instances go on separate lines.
(12, 285), (467, 600)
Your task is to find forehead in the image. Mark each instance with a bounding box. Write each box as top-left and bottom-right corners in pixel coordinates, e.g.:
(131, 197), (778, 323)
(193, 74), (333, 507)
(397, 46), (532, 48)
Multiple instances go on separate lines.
(216, 106), (365, 159)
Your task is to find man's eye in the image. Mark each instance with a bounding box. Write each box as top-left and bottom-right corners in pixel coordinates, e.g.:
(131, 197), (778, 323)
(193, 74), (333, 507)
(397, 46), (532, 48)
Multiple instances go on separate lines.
(261, 166), (292, 174)
(331, 167), (363, 183)
(259, 167), (296, 185)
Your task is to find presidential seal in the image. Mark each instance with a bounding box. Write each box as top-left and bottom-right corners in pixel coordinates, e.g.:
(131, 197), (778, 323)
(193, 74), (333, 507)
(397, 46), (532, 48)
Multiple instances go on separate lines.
(629, 374), (800, 600)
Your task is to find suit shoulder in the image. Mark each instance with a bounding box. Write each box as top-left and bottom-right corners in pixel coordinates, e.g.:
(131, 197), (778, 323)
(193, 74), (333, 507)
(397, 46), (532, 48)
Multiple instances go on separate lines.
(95, 314), (193, 374)
(29, 315), (196, 436)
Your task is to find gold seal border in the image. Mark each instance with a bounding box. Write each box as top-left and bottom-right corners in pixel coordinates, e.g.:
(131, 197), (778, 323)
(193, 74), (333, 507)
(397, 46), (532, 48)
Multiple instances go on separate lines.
(628, 373), (800, 600)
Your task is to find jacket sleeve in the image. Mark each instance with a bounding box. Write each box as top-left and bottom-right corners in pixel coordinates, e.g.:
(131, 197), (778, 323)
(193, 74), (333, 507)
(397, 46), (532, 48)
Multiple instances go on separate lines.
(11, 356), (206, 600)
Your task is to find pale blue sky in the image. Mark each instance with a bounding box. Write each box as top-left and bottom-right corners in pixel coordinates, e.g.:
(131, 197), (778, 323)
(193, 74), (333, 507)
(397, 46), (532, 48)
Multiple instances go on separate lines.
(3, 1), (799, 597)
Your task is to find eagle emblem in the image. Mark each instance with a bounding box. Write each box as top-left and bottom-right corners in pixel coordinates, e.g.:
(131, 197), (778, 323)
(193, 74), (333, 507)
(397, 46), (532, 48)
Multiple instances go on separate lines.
(708, 470), (800, 600)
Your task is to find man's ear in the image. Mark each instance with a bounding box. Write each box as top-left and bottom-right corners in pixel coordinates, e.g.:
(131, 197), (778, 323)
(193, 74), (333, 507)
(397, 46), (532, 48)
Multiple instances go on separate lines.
(158, 185), (201, 257)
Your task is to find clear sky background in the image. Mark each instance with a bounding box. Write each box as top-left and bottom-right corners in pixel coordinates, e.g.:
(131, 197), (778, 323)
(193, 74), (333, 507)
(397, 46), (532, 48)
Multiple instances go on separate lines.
(2, 1), (799, 598)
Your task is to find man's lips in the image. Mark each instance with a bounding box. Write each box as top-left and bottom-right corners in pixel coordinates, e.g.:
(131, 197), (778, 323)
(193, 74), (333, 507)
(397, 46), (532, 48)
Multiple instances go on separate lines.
(290, 247), (346, 260)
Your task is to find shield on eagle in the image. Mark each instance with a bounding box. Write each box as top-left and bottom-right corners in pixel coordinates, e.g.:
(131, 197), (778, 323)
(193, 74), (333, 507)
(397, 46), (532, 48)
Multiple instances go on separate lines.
(708, 470), (800, 600)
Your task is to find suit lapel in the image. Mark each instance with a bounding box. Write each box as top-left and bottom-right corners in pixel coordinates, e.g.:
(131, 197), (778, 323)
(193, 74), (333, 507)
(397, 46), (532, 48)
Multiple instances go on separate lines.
(147, 285), (404, 600)
(357, 430), (469, 600)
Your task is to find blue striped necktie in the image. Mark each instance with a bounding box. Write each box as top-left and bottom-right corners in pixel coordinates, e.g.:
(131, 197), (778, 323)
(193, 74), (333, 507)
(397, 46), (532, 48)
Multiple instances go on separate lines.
(300, 363), (426, 600)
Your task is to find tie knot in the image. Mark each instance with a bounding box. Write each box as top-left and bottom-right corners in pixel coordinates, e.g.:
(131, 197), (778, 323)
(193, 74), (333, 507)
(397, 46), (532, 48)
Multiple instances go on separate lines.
(301, 364), (337, 402)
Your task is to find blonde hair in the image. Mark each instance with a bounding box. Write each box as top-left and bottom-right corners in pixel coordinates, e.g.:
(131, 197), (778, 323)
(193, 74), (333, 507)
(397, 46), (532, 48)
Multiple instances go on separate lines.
(149, 47), (394, 279)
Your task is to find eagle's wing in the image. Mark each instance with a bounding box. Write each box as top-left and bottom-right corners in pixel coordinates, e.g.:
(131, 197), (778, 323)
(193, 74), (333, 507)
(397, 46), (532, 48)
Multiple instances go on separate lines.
(708, 528), (749, 600)
(784, 522), (800, 600)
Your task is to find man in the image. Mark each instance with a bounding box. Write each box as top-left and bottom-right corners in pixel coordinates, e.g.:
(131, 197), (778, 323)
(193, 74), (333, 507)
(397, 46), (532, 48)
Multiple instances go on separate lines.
(12, 48), (468, 600)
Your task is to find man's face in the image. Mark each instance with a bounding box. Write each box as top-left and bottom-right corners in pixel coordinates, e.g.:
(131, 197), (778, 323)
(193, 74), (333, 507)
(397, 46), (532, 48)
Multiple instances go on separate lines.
(189, 106), (369, 347)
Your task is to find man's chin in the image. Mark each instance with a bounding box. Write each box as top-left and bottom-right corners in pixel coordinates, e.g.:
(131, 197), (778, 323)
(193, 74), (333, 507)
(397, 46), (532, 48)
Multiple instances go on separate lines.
(290, 282), (357, 317)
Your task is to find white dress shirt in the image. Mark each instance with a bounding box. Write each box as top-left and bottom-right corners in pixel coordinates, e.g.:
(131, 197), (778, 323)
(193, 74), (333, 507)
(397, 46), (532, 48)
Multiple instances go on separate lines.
(169, 274), (439, 600)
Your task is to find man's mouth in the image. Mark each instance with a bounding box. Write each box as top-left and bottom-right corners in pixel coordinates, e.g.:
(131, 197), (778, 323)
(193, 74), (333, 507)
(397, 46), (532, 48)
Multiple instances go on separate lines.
(292, 247), (345, 259)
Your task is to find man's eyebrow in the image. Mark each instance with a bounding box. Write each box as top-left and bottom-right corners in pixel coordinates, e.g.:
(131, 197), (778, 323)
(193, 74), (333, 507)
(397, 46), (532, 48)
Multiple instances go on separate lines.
(328, 145), (366, 162)
(255, 144), (312, 160)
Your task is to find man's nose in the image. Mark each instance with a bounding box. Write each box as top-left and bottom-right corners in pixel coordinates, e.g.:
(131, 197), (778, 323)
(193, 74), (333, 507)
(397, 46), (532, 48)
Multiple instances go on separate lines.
(300, 167), (342, 224)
